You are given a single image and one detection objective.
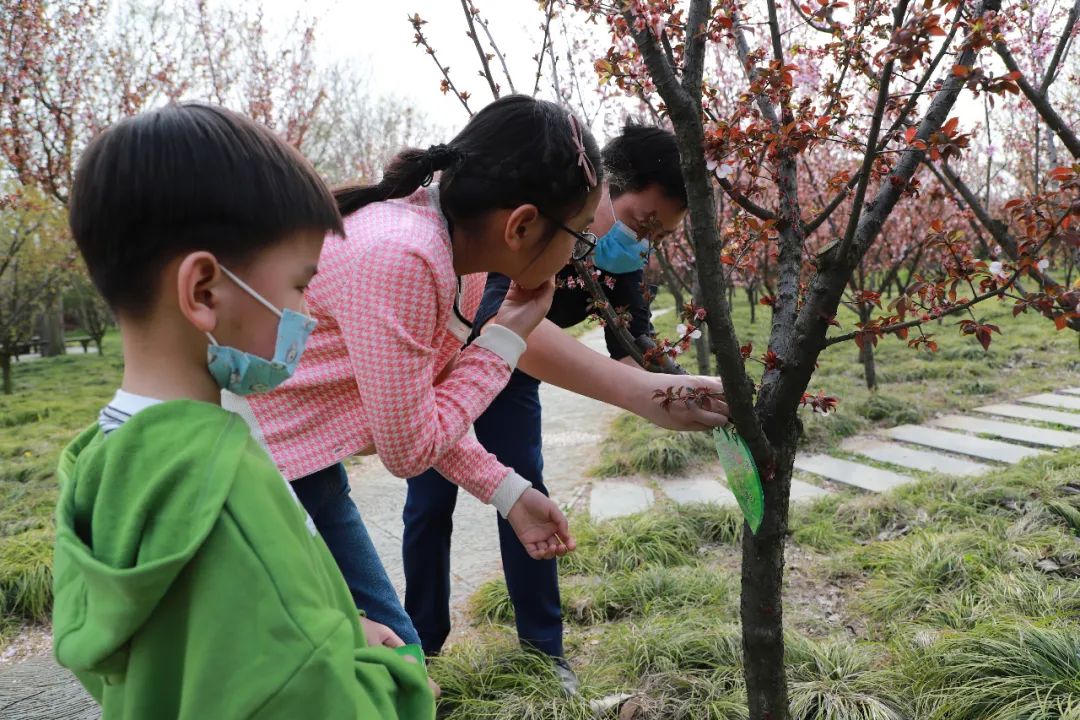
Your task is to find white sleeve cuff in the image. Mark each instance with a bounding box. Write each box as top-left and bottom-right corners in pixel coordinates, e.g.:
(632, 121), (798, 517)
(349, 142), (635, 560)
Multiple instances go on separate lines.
(490, 471), (532, 518)
(472, 324), (527, 370)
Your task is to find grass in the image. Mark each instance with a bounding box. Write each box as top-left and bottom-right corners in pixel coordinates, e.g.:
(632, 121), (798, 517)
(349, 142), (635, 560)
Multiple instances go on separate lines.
(0, 330), (121, 629)
(434, 449), (1080, 718)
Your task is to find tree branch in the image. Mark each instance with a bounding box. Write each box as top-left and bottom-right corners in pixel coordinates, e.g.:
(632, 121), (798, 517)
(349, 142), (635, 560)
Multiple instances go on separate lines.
(533, 0), (556, 96)
(1040, 0), (1080, 94)
(474, 9), (517, 94)
(993, 39), (1080, 157)
(933, 159), (1080, 330)
(460, 0), (500, 100)
(823, 284), (1010, 346)
(410, 14), (473, 115)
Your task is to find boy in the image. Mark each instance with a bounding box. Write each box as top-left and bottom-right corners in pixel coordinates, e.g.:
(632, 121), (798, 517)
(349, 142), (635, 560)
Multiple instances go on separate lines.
(52, 102), (435, 718)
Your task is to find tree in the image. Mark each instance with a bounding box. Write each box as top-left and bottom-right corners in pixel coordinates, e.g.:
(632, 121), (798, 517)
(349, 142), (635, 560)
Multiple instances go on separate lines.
(557, 1), (1079, 717)
(0, 187), (73, 393)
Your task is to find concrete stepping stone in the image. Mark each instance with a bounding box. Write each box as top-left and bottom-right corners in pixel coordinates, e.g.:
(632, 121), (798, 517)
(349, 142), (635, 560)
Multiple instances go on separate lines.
(661, 477), (736, 506)
(883, 425), (1042, 464)
(1060, 388), (1080, 396)
(794, 455), (912, 493)
(590, 481), (654, 522)
(974, 403), (1080, 429)
(659, 477), (830, 506)
(790, 479), (832, 502)
(929, 414), (1080, 448)
(840, 437), (991, 476)
(1019, 393), (1080, 412)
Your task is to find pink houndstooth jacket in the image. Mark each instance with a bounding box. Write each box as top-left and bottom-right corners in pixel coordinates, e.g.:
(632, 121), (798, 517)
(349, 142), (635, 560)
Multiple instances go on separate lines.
(229, 186), (531, 513)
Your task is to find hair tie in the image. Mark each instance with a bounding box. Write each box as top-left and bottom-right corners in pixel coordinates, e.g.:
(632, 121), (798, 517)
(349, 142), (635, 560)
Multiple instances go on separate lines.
(568, 114), (597, 189)
(422, 144), (463, 186)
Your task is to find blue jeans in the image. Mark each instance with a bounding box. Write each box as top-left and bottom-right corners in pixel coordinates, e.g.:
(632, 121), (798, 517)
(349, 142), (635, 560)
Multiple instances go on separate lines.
(402, 370), (563, 657)
(291, 463), (421, 646)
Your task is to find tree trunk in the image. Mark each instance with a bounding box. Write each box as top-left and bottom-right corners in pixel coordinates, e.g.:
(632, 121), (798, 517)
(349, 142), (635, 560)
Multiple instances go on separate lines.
(37, 299), (66, 357)
(2, 353), (12, 395)
(858, 307), (878, 390)
(94, 338), (103, 355)
(747, 287), (757, 324)
(741, 416), (798, 719)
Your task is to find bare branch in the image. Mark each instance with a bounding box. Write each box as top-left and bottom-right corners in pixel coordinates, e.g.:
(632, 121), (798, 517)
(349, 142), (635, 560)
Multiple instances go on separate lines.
(409, 14), (473, 115)
(533, 0), (556, 96)
(460, 0), (500, 100)
(788, 0), (833, 33)
(473, 10), (517, 94)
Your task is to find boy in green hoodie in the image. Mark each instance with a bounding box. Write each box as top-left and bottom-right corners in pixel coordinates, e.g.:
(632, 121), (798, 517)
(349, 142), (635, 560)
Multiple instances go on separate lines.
(52, 102), (436, 719)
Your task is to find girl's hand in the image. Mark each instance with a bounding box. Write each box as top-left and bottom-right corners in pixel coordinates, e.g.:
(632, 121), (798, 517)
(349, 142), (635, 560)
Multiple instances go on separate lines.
(631, 374), (730, 432)
(506, 487), (576, 560)
(488, 279), (556, 341)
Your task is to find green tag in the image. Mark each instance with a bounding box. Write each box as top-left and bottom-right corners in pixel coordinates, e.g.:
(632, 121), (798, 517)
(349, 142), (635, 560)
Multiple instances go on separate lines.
(713, 426), (764, 534)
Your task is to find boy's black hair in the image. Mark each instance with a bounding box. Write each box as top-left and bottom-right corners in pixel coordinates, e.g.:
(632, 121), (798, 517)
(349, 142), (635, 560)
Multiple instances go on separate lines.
(69, 102), (343, 314)
(602, 122), (687, 207)
(334, 95), (603, 235)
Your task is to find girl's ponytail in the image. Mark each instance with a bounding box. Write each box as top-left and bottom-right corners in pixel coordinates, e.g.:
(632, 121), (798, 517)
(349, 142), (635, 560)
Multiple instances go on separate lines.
(333, 145), (466, 217)
(334, 95), (602, 229)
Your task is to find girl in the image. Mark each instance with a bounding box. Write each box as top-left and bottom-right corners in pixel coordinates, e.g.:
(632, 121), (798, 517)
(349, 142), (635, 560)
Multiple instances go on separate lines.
(227, 95), (604, 646)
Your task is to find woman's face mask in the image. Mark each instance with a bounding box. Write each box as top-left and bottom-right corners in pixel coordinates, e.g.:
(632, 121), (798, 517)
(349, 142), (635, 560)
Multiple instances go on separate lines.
(592, 193), (651, 275)
(205, 266), (317, 396)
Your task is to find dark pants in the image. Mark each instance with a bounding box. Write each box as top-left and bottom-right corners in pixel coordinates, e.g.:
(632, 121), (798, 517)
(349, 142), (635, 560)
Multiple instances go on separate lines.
(292, 463), (422, 646)
(402, 370), (564, 657)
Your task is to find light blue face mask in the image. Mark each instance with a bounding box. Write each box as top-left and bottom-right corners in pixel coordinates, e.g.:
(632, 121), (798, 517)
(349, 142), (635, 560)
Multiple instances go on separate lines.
(206, 267), (317, 396)
(592, 193), (651, 275)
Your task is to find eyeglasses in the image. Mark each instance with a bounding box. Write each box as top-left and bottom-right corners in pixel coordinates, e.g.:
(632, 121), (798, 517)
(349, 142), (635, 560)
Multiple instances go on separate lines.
(543, 214), (597, 261)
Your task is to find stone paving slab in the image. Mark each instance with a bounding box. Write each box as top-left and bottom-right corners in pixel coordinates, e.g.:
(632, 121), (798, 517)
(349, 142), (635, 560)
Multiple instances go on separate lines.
(1060, 387), (1080, 396)
(660, 477), (736, 506)
(1019, 393), (1080, 412)
(884, 425), (1042, 464)
(657, 476), (831, 510)
(840, 437), (992, 476)
(590, 481), (655, 522)
(793, 454), (912, 493)
(974, 403), (1080, 429)
(929, 414), (1080, 448)
(789, 479), (832, 502)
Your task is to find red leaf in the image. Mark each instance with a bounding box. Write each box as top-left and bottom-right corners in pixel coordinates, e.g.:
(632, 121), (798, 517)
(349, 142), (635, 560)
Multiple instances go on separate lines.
(904, 127), (918, 144)
(952, 64), (971, 77)
(942, 117), (959, 135)
(1054, 314), (1067, 330)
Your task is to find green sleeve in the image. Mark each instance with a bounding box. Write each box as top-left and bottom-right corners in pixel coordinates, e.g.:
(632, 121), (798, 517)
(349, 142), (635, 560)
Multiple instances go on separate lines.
(250, 617), (434, 719)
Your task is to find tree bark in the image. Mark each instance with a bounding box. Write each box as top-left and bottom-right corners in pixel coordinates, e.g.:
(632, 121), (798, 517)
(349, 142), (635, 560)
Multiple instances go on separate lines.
(740, 415), (799, 720)
(1, 352), (12, 395)
(37, 300), (66, 357)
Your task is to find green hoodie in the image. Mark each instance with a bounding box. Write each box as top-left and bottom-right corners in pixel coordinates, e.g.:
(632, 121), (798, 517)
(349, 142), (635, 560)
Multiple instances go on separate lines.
(52, 400), (435, 719)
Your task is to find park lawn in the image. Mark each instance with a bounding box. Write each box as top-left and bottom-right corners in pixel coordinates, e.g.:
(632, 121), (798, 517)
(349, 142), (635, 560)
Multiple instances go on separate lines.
(435, 449), (1080, 719)
(0, 331), (122, 642)
(593, 289), (1080, 477)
